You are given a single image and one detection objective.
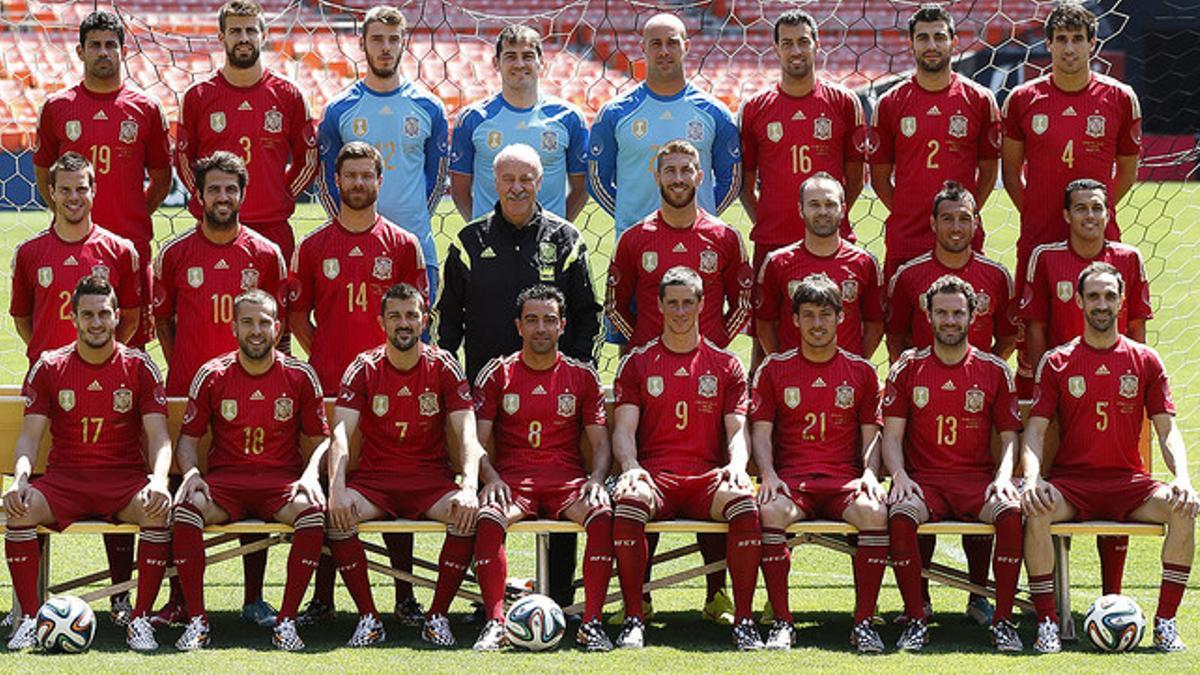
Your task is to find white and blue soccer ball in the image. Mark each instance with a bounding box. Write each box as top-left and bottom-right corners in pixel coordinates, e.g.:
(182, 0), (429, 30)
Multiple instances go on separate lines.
(504, 593), (566, 651)
(1084, 594), (1145, 652)
(36, 595), (96, 653)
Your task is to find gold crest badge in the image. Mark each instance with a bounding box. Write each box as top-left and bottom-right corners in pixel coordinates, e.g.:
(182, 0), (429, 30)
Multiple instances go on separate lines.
(948, 114), (968, 139)
(642, 251), (658, 273)
(372, 256), (393, 280)
(1068, 376), (1086, 398)
(323, 258), (340, 280)
(840, 279), (859, 303)
(487, 130), (503, 149)
(241, 268), (260, 290)
(900, 116), (917, 137)
(210, 112), (226, 133)
(221, 399), (238, 421)
(912, 386), (930, 409)
(698, 375), (718, 398)
(557, 393), (576, 417)
(1056, 281), (1074, 303)
(646, 376), (664, 397)
(502, 393), (520, 414)
(264, 110), (283, 133)
(964, 388), (985, 414)
(1118, 374), (1138, 399)
(766, 121), (783, 143)
(632, 119), (648, 139)
(784, 386), (801, 409)
(352, 118), (368, 137)
(813, 116), (832, 141)
(187, 266), (204, 288)
(1031, 114), (1049, 135)
(113, 388), (133, 414)
(65, 120), (82, 141)
(419, 392), (440, 416)
(274, 397), (295, 421)
(372, 394), (389, 416)
(58, 389), (76, 412)
(119, 120), (139, 144)
(37, 267), (53, 288)
(835, 384), (855, 410)
(699, 250), (718, 274)
(1085, 114), (1106, 139)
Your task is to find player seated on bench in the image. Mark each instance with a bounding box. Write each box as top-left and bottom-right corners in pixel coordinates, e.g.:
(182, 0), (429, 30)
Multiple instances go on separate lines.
(471, 284), (617, 652)
(4, 275), (173, 652)
(1021, 262), (1198, 654)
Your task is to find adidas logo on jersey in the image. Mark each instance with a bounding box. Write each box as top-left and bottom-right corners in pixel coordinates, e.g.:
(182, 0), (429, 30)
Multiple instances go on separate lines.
(379, 105), (393, 115)
(674, 367), (689, 377)
(239, 100), (253, 111)
(250, 390), (265, 401)
(927, 105), (942, 116)
(660, 110), (673, 120)
(672, 243), (687, 253)
(1063, 106), (1077, 116)
(87, 380), (103, 391)
(532, 385), (547, 395)
(349, 246), (364, 257)
(480, 247), (497, 259)
(812, 377), (826, 388)
(215, 259), (229, 270)
(64, 255), (79, 266)
(93, 110), (108, 120)
(1095, 364), (1110, 375)
(516, 121), (527, 129)
(791, 110), (806, 120)
(398, 386), (411, 396)
(942, 380), (956, 391)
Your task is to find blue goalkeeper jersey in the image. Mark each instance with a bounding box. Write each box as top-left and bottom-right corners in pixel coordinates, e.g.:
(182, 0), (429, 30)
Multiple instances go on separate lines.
(317, 80), (448, 267)
(588, 82), (741, 238)
(449, 93), (589, 220)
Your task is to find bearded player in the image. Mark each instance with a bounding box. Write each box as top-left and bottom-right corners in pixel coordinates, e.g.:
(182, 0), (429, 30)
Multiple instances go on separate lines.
(1022, 262), (1196, 653)
(883, 276), (1025, 652)
(751, 275), (890, 653)
(3, 276), (172, 652)
(471, 285), (615, 651)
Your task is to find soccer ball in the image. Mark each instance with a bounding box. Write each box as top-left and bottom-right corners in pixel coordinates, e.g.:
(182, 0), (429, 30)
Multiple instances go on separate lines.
(35, 596), (96, 653)
(1084, 594), (1145, 652)
(504, 594), (566, 651)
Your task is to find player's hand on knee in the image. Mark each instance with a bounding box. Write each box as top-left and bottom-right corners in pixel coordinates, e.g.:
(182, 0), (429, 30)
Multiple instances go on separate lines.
(140, 476), (172, 518)
(1166, 478), (1199, 518)
(449, 487), (479, 533)
(1021, 477), (1055, 516)
(481, 478), (512, 510)
(887, 471), (922, 505)
(757, 474), (790, 505)
(174, 470), (210, 507)
(718, 463), (752, 492)
(327, 488), (357, 533)
(854, 471), (887, 504)
(580, 478), (610, 509)
(985, 477), (1019, 504)
(2, 478), (31, 518)
(289, 473), (326, 509)
(616, 467), (653, 498)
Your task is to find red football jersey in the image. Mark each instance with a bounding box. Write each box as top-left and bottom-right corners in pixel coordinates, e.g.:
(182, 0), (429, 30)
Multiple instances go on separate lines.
(1020, 240), (1152, 347)
(183, 351), (328, 473)
(886, 251), (1016, 351)
(337, 343), (473, 477)
(1031, 336), (1172, 476)
(606, 209), (753, 348)
(613, 338), (749, 475)
(883, 347), (1021, 477)
(152, 225), (288, 396)
(10, 225), (141, 363)
(24, 343), (167, 472)
(474, 352), (606, 481)
(750, 348), (881, 481)
(175, 70), (318, 230)
(754, 239), (883, 356)
(34, 83), (171, 246)
(290, 216), (428, 391)
(869, 74), (1001, 263)
(739, 81), (867, 245)
(1002, 72), (1141, 256)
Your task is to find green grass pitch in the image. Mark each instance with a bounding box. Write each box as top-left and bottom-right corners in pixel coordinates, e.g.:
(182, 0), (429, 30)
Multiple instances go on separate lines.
(1, 183), (1199, 670)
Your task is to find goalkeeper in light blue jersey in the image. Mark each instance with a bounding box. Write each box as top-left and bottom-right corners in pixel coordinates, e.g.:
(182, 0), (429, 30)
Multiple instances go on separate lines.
(448, 25), (590, 222)
(317, 6), (448, 297)
(588, 13), (741, 241)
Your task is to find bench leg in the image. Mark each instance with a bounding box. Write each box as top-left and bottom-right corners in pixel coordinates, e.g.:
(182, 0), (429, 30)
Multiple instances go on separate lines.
(535, 533), (550, 596)
(1052, 534), (1076, 641)
(37, 534), (50, 606)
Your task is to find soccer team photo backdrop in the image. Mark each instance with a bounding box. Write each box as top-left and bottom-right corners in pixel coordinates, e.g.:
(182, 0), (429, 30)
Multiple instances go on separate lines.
(1, 0), (1199, 666)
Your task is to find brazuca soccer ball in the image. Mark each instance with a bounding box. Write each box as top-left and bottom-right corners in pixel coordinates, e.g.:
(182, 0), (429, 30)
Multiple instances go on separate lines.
(1084, 594), (1145, 652)
(36, 595), (96, 653)
(505, 593), (566, 651)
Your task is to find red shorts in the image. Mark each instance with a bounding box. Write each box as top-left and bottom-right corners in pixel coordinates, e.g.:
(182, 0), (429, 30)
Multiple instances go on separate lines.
(508, 474), (587, 519)
(1050, 470), (1161, 521)
(32, 467), (146, 530)
(651, 469), (721, 520)
(247, 220), (295, 263)
(913, 471), (992, 521)
(785, 475), (858, 520)
(348, 470), (458, 520)
(206, 468), (296, 521)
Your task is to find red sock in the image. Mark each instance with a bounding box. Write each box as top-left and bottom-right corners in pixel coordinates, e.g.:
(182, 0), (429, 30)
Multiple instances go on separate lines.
(132, 527), (171, 618)
(5, 526), (40, 616)
(104, 532), (136, 585)
(963, 534), (993, 602)
(613, 499), (650, 619)
(328, 533), (377, 617)
(473, 509), (508, 621)
(990, 509), (1023, 623)
(853, 529), (889, 624)
(918, 534), (935, 602)
(1157, 562), (1190, 620)
(760, 527), (792, 623)
(278, 507), (324, 621)
(889, 511), (926, 620)
(1098, 535), (1129, 595)
(240, 533), (269, 605)
(383, 532), (415, 601)
(722, 496), (761, 622)
(312, 553), (337, 605)
(1029, 572), (1057, 624)
(172, 504), (208, 619)
(428, 531), (474, 616)
(697, 532), (727, 601)
(582, 508), (614, 622)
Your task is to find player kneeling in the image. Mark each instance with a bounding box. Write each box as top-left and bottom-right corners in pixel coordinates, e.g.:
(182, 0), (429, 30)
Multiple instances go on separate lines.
(171, 290), (330, 651)
(324, 283), (483, 648)
(1022, 263), (1198, 653)
(3, 276), (172, 651)
(471, 285), (616, 651)
(882, 276), (1025, 652)
(751, 275), (890, 653)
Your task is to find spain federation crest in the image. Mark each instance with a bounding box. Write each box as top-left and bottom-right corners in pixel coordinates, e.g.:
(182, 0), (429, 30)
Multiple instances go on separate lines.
(113, 388), (133, 414)
(502, 393), (520, 414)
(766, 121), (783, 143)
(58, 390), (76, 412)
(372, 256), (393, 280)
(372, 394), (389, 416)
(948, 114), (968, 139)
(419, 392), (440, 416)
(119, 120), (139, 144)
(813, 116), (832, 141)
(687, 119), (705, 142)
(1056, 281), (1074, 303)
(642, 251), (658, 273)
(37, 267), (53, 288)
(699, 250), (718, 274)
(964, 388), (985, 414)
(187, 266), (204, 288)
(264, 110), (283, 133)
(835, 385), (855, 410)
(698, 375), (718, 398)
(840, 279), (859, 303)
(323, 258), (340, 280)
(487, 130), (503, 149)
(65, 120), (82, 141)
(1068, 376), (1086, 399)
(1086, 114), (1106, 138)
(541, 130), (559, 152)
(784, 386), (801, 409)
(404, 116), (420, 138)
(221, 399), (238, 421)
(210, 112), (227, 133)
(241, 268), (260, 290)
(646, 376), (664, 397)
(352, 118), (368, 137)
(91, 264), (110, 280)
(900, 116), (917, 137)
(912, 386), (929, 409)
(274, 397), (295, 421)
(632, 119), (648, 139)
(1031, 114), (1049, 135)
(1119, 374), (1138, 399)
(557, 393), (576, 417)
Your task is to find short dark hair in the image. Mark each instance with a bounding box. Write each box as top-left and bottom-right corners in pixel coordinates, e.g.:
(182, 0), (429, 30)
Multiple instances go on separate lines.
(71, 274), (116, 313)
(336, 141), (383, 176)
(774, 9), (818, 44)
(515, 284), (565, 318)
(234, 288), (277, 319)
(1063, 178), (1107, 210)
(659, 266), (703, 300)
(924, 274), (978, 316)
(1045, 1), (1097, 42)
(932, 180), (977, 218)
(79, 10), (125, 48)
(495, 24), (542, 61)
(362, 5), (406, 38)
(218, 0), (265, 32)
(655, 139), (700, 172)
(1077, 261), (1124, 296)
(798, 170), (844, 205)
(193, 151), (248, 193)
(908, 4), (956, 39)
(791, 273), (842, 315)
(49, 151), (95, 189)
(381, 282), (426, 316)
